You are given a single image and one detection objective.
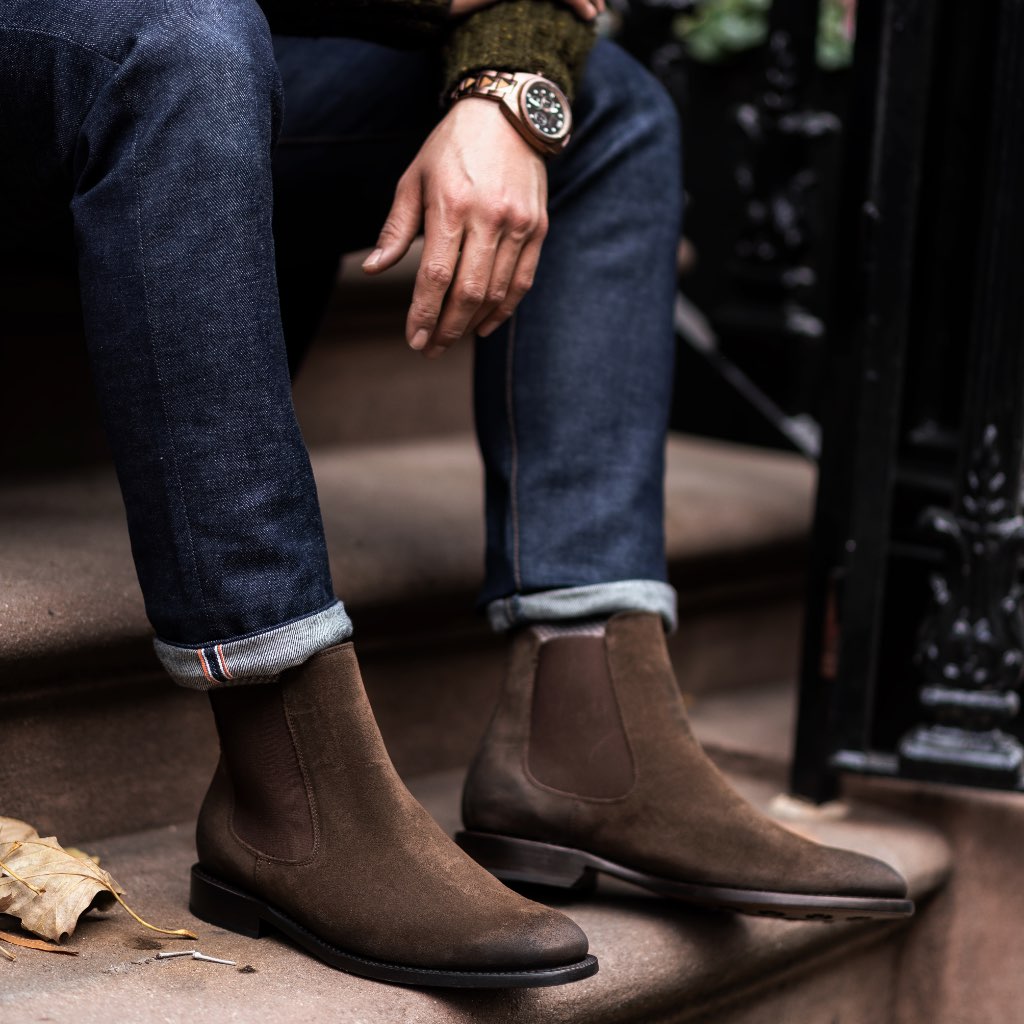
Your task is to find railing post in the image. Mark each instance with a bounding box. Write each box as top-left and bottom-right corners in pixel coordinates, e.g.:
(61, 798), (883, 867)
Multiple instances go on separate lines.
(898, 0), (1024, 787)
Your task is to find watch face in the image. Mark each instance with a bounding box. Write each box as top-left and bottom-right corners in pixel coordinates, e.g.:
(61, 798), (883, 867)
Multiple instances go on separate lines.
(520, 80), (570, 141)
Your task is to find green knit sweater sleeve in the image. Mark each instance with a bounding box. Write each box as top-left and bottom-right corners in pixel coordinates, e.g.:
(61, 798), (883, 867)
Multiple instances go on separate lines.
(443, 0), (596, 99)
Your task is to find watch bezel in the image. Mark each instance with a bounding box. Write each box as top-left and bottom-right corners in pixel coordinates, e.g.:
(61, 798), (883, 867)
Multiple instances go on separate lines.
(517, 75), (572, 148)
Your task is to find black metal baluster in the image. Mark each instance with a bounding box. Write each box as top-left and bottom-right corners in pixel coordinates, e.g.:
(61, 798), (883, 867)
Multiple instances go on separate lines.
(898, 0), (1024, 788)
(790, 0), (938, 801)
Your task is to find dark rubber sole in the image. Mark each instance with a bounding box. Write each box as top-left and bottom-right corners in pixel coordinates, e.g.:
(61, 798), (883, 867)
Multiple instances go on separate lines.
(456, 831), (915, 923)
(189, 863), (599, 988)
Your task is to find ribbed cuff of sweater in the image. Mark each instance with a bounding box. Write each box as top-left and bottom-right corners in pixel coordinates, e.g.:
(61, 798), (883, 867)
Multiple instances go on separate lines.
(443, 0), (596, 99)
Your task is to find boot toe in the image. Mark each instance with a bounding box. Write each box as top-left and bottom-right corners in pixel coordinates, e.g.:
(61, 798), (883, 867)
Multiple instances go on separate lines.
(459, 905), (590, 971)
(821, 846), (908, 900)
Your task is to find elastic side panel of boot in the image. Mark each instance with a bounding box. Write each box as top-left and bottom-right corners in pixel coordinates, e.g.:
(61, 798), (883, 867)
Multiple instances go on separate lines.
(527, 636), (635, 799)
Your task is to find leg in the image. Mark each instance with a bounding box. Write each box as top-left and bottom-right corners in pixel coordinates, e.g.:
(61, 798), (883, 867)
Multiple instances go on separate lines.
(3, 0), (348, 682)
(461, 43), (912, 920)
(270, 36), (443, 368)
(475, 40), (680, 631)
(0, 9), (591, 984)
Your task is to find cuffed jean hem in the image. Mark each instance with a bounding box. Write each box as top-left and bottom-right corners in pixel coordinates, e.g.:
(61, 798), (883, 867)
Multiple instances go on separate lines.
(487, 581), (678, 634)
(153, 599), (353, 690)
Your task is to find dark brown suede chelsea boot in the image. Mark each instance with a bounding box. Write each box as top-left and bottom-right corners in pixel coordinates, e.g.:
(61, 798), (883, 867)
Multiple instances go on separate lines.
(457, 612), (914, 922)
(190, 642), (597, 988)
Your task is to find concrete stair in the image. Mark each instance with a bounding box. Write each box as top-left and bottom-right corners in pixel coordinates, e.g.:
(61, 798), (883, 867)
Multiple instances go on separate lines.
(0, 261), (961, 1022)
(0, 755), (951, 1024)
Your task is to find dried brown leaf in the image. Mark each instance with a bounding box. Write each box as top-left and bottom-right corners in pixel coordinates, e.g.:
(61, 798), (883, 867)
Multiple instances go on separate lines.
(0, 819), (39, 845)
(0, 821), (121, 942)
(0, 930), (79, 955)
(0, 817), (195, 944)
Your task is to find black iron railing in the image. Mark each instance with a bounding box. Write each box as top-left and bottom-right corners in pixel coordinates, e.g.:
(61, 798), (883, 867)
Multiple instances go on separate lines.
(791, 0), (1024, 799)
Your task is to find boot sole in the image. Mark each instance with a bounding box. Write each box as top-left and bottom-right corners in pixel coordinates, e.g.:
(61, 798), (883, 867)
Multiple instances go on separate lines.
(456, 832), (915, 922)
(189, 863), (599, 988)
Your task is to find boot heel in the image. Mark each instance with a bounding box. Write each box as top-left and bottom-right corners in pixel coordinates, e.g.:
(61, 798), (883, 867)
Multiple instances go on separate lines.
(189, 864), (267, 939)
(457, 832), (597, 893)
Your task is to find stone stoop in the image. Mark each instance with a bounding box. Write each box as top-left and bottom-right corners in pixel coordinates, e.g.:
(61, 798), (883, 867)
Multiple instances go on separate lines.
(0, 432), (815, 844)
(0, 768), (950, 1024)
(687, 677), (1024, 1024)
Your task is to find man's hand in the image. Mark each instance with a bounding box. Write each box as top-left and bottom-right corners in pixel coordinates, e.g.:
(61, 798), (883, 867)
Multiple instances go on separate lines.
(362, 99), (549, 357)
(448, 0), (603, 20)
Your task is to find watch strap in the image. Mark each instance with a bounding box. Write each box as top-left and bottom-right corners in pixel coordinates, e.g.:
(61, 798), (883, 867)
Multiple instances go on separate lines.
(449, 69), (522, 105)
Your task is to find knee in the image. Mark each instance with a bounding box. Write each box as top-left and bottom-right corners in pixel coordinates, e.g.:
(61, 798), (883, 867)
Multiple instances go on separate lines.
(577, 41), (682, 165)
(134, 0), (282, 131)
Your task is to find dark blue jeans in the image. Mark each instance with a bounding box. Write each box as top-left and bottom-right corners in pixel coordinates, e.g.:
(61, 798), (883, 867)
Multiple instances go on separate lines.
(0, 0), (681, 688)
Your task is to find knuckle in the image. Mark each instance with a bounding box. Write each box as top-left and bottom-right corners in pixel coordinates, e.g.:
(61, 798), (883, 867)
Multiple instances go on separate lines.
(486, 286), (508, 305)
(484, 199), (514, 227)
(445, 189), (472, 217)
(514, 269), (536, 294)
(420, 261), (453, 288)
(408, 299), (439, 324)
(436, 327), (463, 345)
(457, 281), (487, 305)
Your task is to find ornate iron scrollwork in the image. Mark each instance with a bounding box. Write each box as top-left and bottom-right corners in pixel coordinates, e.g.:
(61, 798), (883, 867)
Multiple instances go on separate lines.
(901, 426), (1024, 785)
(731, 26), (839, 340)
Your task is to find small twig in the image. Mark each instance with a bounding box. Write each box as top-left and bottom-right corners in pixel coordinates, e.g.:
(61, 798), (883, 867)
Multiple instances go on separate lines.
(193, 952), (235, 966)
(155, 949), (197, 959)
(0, 943), (15, 962)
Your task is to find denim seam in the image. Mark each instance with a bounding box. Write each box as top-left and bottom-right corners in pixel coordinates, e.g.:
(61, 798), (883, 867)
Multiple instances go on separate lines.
(505, 312), (523, 590)
(121, 78), (214, 633)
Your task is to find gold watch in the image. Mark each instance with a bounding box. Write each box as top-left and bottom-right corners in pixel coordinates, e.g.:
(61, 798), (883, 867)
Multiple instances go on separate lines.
(450, 70), (572, 156)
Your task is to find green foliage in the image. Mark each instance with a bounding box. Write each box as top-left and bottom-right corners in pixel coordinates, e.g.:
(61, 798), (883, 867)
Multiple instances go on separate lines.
(674, 0), (854, 69)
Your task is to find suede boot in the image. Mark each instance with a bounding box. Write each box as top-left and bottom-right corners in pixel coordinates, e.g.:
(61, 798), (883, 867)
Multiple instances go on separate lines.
(190, 642), (596, 987)
(458, 612), (913, 921)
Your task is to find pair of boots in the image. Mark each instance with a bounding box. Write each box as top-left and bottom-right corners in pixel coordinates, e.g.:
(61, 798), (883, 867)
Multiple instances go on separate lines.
(190, 613), (910, 989)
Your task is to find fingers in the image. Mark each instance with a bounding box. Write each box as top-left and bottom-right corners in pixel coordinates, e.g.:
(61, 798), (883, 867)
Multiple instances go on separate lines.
(420, 223), (499, 358)
(476, 221), (547, 339)
(363, 174), (421, 275)
(405, 200), (468, 352)
(565, 0), (604, 20)
(467, 234), (521, 337)
(426, 198), (547, 355)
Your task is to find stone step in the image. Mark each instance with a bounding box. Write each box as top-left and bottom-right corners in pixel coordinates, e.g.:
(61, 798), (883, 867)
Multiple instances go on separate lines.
(0, 433), (814, 843)
(0, 766), (950, 1024)
(681, 676), (1024, 1024)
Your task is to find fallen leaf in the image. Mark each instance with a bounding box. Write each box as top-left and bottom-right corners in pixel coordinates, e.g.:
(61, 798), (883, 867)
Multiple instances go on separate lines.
(0, 819), (38, 844)
(0, 825), (120, 942)
(0, 930), (79, 955)
(0, 817), (195, 943)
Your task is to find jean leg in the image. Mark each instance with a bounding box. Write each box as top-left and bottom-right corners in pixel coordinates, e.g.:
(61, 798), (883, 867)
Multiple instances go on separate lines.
(475, 40), (683, 630)
(271, 36), (443, 368)
(1, 1), (350, 686)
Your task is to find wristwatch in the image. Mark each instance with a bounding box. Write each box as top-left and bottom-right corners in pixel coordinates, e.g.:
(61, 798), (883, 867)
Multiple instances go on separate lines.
(450, 70), (572, 156)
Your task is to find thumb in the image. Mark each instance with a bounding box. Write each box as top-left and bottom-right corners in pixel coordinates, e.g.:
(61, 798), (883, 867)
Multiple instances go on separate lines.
(363, 177), (422, 274)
